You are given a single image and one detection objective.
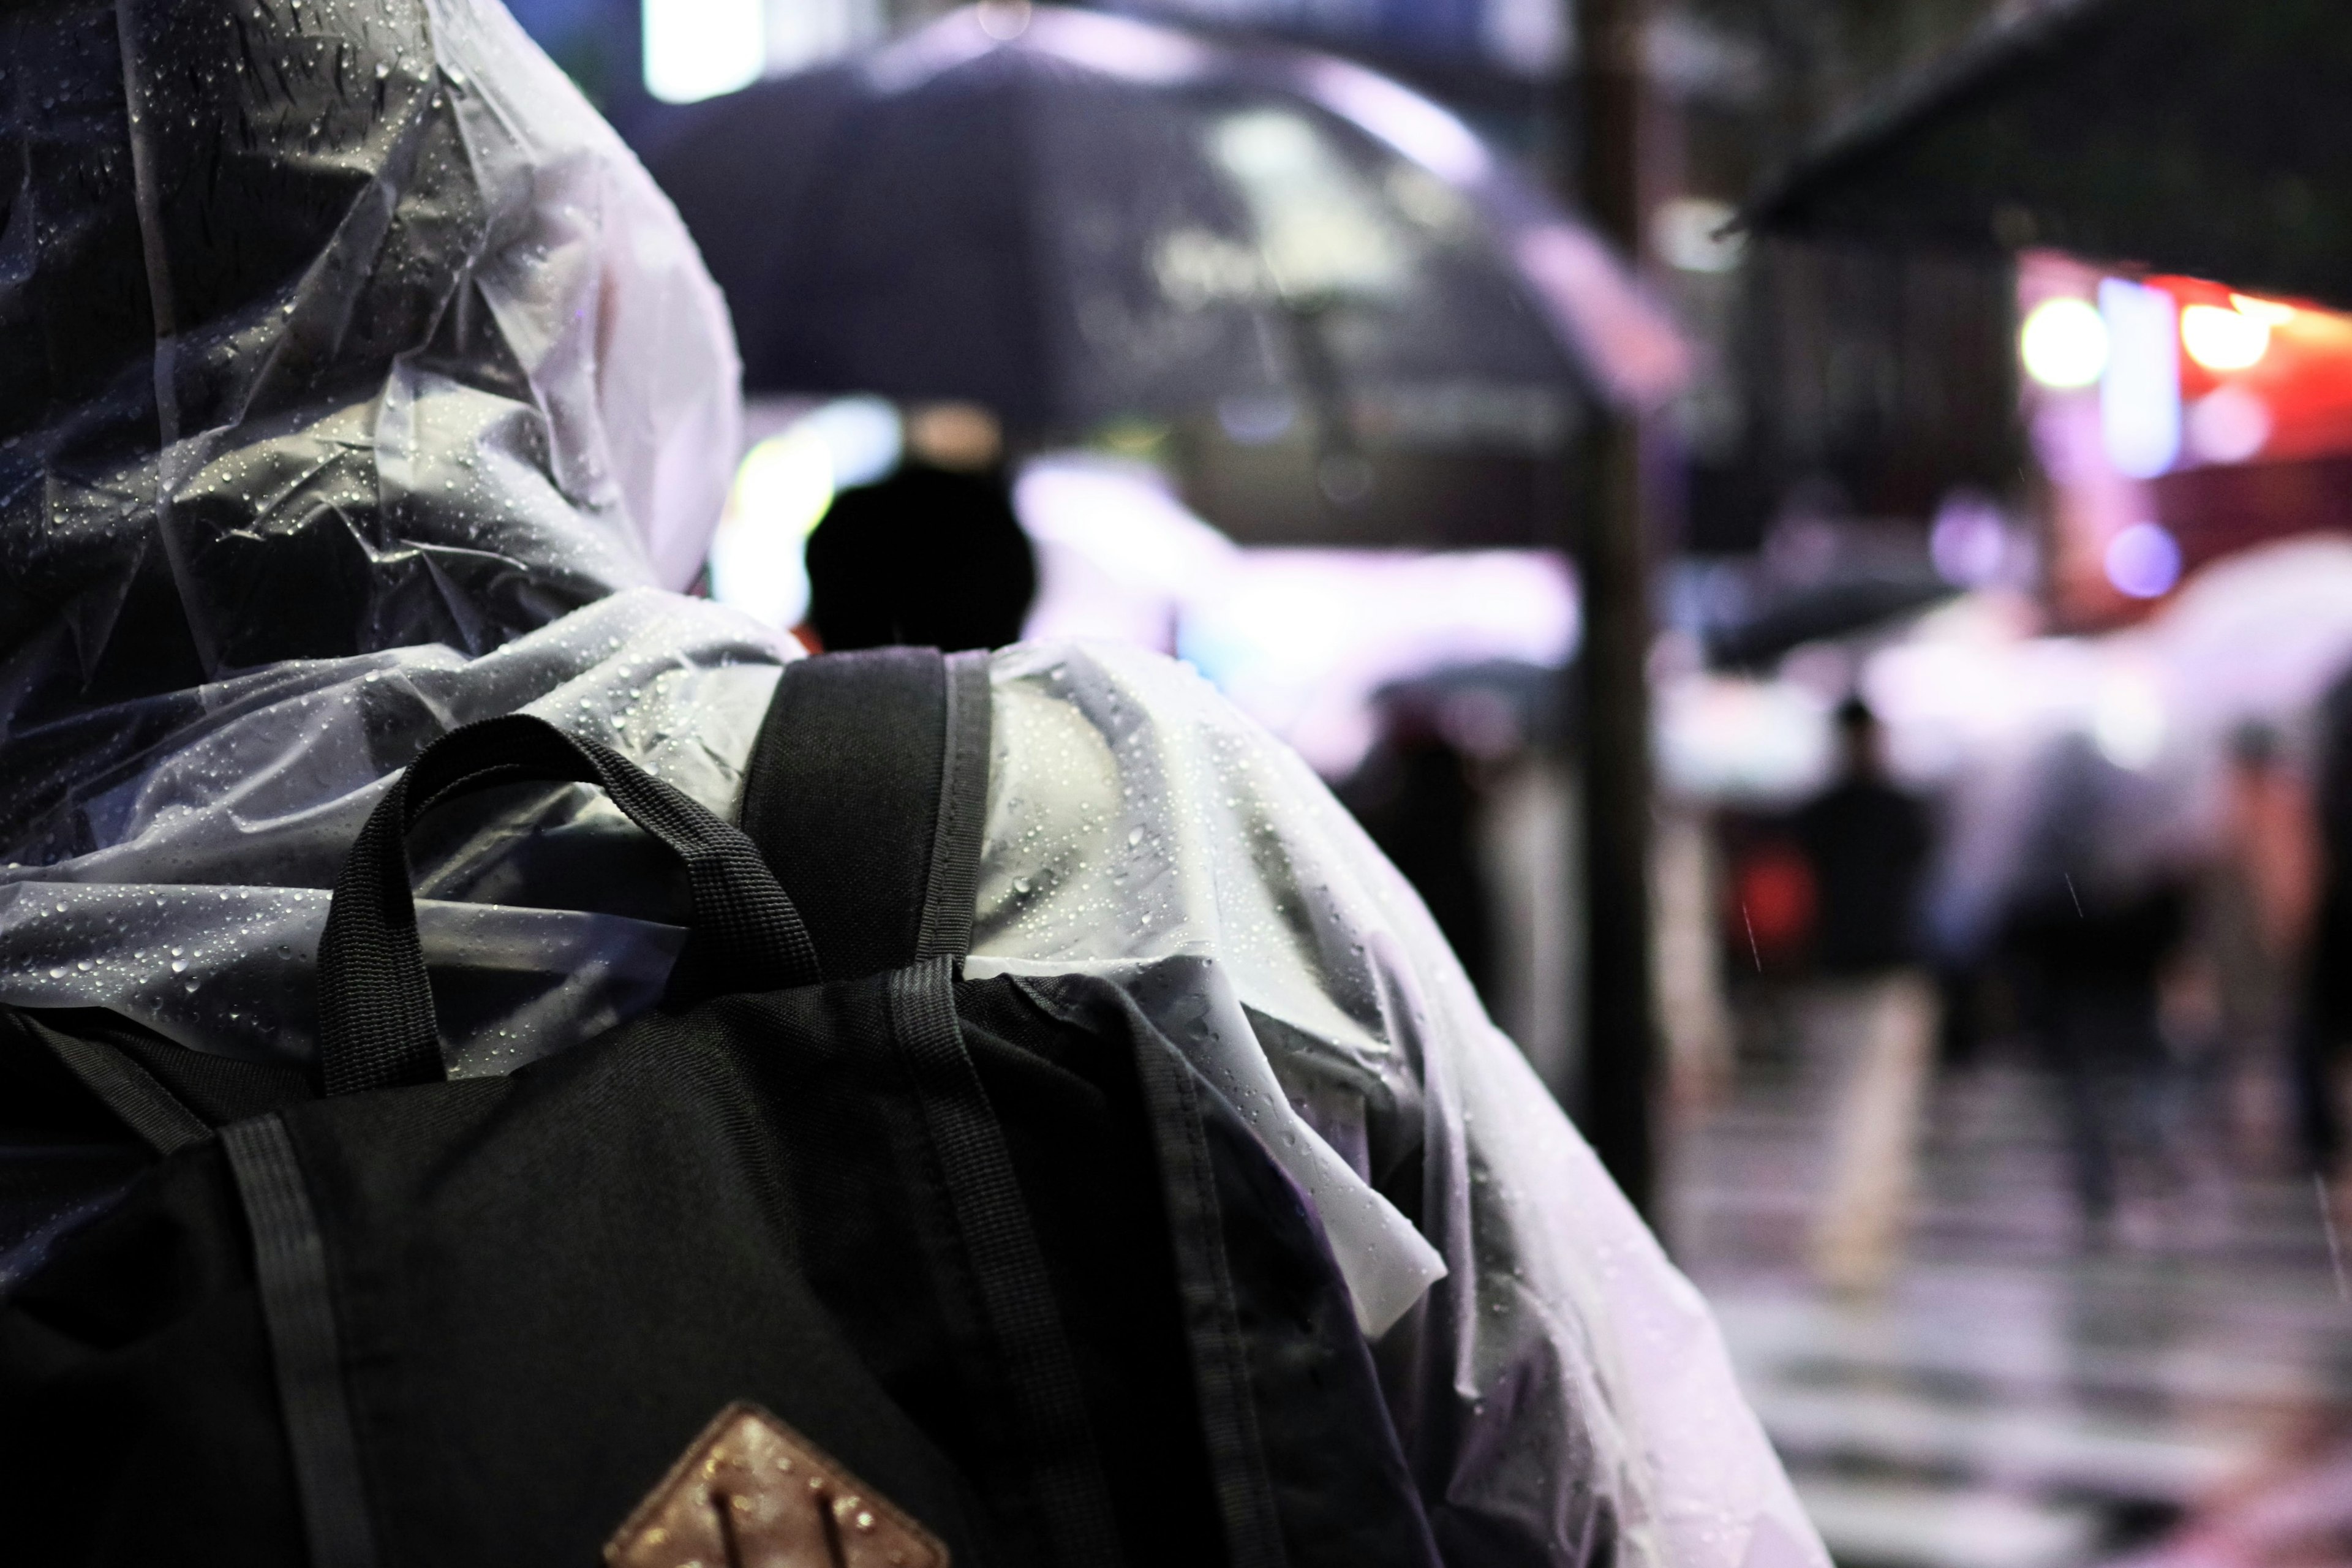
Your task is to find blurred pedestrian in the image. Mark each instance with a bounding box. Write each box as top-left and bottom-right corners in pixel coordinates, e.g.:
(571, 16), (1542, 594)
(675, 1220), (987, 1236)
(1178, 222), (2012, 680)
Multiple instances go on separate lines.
(2007, 737), (2189, 1238)
(2201, 723), (2318, 1163)
(1793, 696), (1938, 1295)
(1341, 692), (1497, 1003)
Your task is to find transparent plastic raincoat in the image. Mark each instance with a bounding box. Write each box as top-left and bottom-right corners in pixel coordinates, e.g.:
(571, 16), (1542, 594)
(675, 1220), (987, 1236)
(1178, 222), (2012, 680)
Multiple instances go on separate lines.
(0, 4), (1824, 1566)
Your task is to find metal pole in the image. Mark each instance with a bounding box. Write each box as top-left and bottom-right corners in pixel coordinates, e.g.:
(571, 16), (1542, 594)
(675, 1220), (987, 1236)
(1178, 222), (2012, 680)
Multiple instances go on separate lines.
(1570, 0), (1659, 1217)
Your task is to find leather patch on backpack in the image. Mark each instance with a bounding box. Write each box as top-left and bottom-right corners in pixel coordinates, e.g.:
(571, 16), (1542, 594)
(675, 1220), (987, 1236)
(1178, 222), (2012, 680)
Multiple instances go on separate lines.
(605, 1401), (950, 1568)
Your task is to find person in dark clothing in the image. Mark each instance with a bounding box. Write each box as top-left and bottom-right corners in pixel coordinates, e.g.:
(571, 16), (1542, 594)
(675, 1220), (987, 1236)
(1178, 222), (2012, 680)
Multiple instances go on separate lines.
(802, 462), (1038, 653)
(2003, 734), (2188, 1234)
(2013, 884), (2187, 1224)
(1795, 698), (1935, 975)
(1792, 697), (1939, 1293)
(1342, 706), (1496, 1005)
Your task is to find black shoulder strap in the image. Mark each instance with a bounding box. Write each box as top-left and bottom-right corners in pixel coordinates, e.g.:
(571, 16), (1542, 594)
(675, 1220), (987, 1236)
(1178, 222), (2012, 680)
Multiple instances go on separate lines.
(317, 713), (817, 1095)
(6, 1010), (211, 1155)
(740, 649), (992, 980)
(6, 1006), (315, 1150)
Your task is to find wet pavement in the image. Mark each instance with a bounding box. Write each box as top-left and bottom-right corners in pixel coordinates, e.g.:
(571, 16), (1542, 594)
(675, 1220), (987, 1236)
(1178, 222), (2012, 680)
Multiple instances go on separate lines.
(1667, 1050), (2352, 1568)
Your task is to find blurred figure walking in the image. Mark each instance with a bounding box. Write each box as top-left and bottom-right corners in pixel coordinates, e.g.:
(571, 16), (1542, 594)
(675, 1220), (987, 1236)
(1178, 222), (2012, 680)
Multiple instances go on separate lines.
(1795, 698), (1938, 1295)
(2203, 723), (2320, 1164)
(2007, 737), (2189, 1239)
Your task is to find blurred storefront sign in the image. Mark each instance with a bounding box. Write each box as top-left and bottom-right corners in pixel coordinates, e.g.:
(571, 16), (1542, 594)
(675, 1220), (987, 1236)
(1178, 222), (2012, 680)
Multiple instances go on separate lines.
(2020, 252), (2352, 626)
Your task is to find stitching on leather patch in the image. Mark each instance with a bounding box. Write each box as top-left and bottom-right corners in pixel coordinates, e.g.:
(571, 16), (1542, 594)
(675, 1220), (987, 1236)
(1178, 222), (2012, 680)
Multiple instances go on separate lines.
(605, 1401), (951, 1568)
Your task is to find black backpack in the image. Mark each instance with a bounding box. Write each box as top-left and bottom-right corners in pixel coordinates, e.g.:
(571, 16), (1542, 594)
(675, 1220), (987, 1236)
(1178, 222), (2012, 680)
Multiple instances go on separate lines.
(0, 648), (1440, 1568)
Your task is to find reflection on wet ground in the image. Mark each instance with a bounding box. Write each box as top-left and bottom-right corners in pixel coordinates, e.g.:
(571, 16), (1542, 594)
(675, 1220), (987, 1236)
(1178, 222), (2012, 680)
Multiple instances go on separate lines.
(1670, 1055), (2352, 1568)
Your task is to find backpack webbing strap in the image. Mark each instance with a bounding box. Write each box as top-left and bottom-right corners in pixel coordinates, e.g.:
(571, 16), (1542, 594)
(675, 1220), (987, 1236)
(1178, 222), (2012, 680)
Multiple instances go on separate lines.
(1007, 974), (1293, 1568)
(222, 1115), (379, 1568)
(915, 650), (992, 963)
(319, 715), (818, 1095)
(742, 647), (993, 979)
(886, 957), (1123, 1568)
(1126, 1037), (1291, 1568)
(15, 1013), (211, 1154)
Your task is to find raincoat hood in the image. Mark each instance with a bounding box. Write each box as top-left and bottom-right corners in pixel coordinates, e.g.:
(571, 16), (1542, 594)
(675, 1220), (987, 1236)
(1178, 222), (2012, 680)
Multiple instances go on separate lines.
(1, 0), (742, 859)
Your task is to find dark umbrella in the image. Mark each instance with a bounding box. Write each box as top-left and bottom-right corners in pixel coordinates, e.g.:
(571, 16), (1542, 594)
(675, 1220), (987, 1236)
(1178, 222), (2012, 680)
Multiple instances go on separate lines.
(1704, 575), (1956, 669)
(646, 5), (1683, 429)
(1744, 0), (2352, 310)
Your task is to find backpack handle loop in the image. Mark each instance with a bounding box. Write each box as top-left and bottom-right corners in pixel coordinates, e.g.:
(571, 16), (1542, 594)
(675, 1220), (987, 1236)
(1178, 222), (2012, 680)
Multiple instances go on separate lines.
(317, 715), (820, 1096)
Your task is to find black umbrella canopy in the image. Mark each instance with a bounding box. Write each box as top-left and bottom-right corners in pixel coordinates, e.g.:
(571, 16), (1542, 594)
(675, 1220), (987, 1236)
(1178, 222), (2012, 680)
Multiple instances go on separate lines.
(1744, 0), (2352, 310)
(647, 6), (1681, 429)
(1705, 576), (1956, 670)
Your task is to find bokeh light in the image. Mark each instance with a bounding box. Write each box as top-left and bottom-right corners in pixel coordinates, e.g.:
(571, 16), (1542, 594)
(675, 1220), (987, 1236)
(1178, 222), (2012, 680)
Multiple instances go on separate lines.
(2103, 520), (2183, 600)
(2185, 385), (2273, 464)
(2180, 303), (2271, 371)
(706, 398), (904, 632)
(2019, 296), (2109, 388)
(642, 0), (763, 104)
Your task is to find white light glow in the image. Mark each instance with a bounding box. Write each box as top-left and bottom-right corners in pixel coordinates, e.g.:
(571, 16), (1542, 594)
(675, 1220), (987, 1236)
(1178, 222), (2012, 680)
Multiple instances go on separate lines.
(764, 0), (880, 75)
(707, 428), (834, 629)
(1015, 456), (1235, 649)
(1653, 197), (1744, 274)
(1178, 549), (1577, 777)
(801, 396), (904, 488)
(644, 0), (764, 104)
(2091, 669), (2166, 771)
(2099, 279), (2182, 478)
(1656, 676), (1834, 804)
(1210, 110), (1404, 302)
(2231, 293), (2297, 326)
(2019, 296), (2108, 388)
(2180, 303), (2271, 372)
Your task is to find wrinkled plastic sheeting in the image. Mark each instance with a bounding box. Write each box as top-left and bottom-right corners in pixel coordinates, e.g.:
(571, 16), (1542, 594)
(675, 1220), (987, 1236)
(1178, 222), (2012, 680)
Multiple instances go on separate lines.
(968, 641), (1825, 1568)
(0, 0), (740, 851)
(0, 588), (785, 1067)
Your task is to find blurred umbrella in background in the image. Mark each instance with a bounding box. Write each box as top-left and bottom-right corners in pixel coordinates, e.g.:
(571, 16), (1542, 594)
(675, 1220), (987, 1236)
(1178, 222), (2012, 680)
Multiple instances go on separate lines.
(1705, 575), (1958, 671)
(644, 4), (1684, 439)
(1744, 0), (2352, 311)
